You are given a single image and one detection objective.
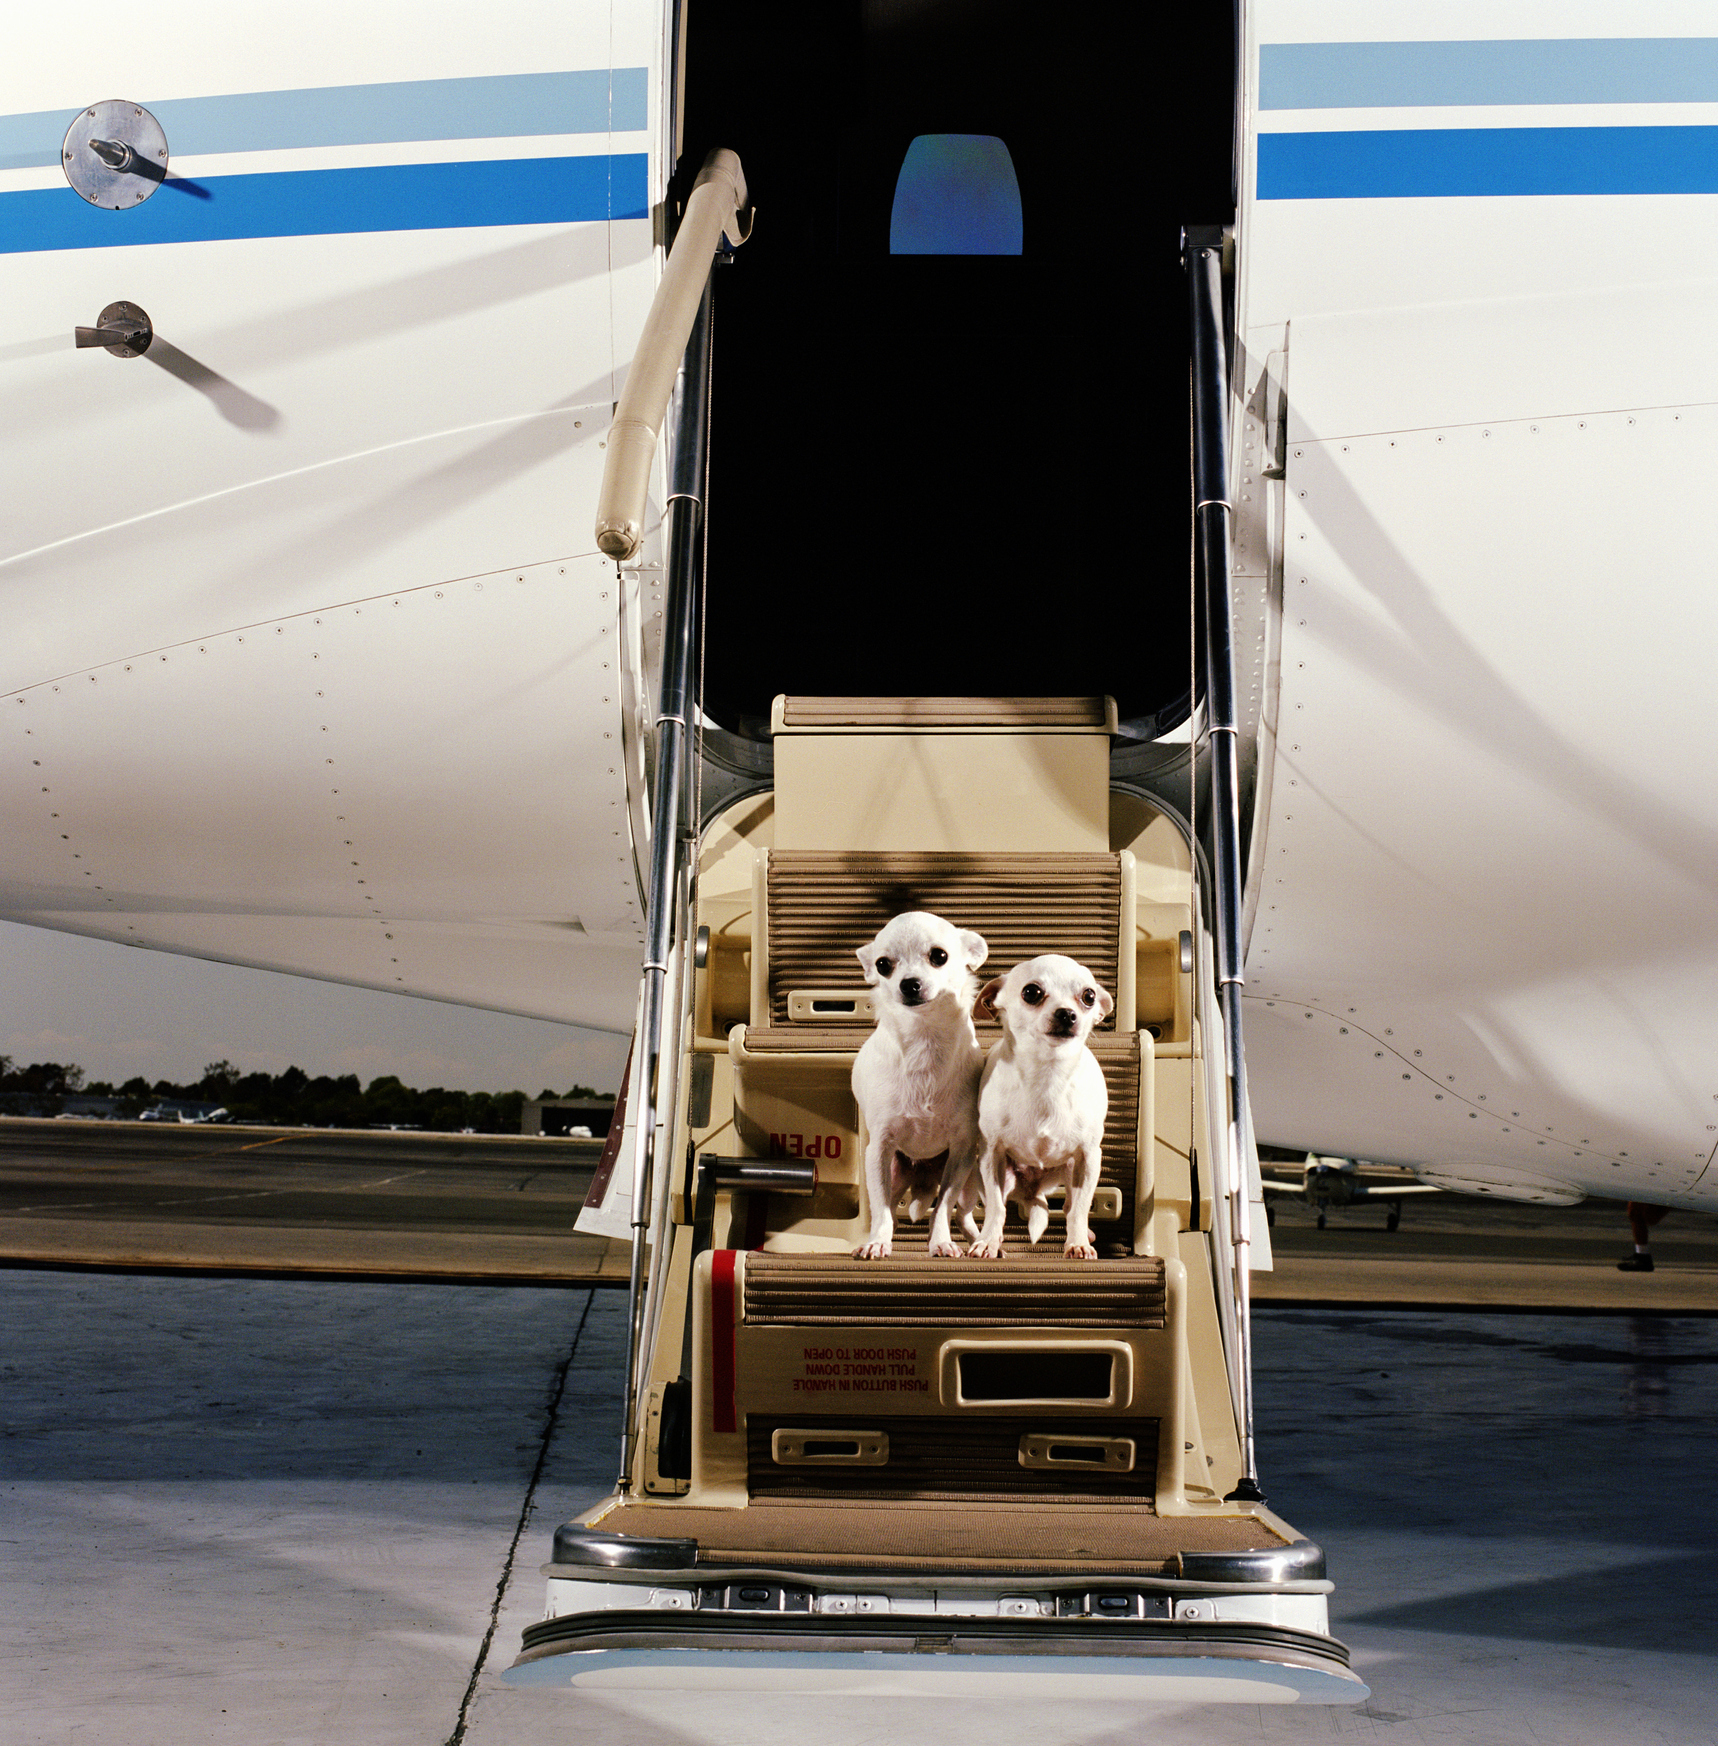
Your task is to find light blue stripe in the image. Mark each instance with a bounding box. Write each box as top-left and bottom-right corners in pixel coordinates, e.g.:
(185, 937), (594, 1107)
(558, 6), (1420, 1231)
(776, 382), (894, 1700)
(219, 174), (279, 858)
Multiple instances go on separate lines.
(0, 69), (648, 173)
(0, 153), (648, 253)
(1261, 39), (1718, 110)
(1258, 126), (1718, 199)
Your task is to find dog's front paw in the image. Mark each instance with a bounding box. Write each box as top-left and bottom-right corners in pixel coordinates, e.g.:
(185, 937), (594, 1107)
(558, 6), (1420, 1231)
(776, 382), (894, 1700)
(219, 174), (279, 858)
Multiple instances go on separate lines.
(928, 1240), (964, 1259)
(1064, 1241), (1098, 1261)
(853, 1239), (893, 1260)
(966, 1240), (1007, 1259)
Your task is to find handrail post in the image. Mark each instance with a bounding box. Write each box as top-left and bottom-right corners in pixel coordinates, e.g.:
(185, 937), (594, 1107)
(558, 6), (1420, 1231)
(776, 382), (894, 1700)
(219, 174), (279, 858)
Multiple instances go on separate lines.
(615, 272), (716, 1495)
(1186, 228), (1264, 1504)
(1195, 911), (1244, 1422)
(600, 147), (743, 1497)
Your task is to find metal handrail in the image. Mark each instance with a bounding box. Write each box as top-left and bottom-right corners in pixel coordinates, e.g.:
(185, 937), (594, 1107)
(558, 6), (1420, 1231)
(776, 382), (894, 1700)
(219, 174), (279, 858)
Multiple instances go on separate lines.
(612, 156), (741, 1492)
(595, 149), (748, 563)
(614, 298), (703, 1492)
(1186, 228), (1264, 1504)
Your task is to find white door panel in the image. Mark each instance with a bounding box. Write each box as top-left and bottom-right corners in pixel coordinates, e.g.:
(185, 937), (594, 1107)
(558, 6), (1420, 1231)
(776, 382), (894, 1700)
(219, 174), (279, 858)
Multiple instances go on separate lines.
(1, 399), (617, 695)
(0, 2), (669, 1030)
(1248, 323), (1718, 1204)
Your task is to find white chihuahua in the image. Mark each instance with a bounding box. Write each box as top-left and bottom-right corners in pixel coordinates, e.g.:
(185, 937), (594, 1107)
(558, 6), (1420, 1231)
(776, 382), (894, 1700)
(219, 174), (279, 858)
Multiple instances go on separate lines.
(969, 954), (1113, 1261)
(850, 910), (989, 1259)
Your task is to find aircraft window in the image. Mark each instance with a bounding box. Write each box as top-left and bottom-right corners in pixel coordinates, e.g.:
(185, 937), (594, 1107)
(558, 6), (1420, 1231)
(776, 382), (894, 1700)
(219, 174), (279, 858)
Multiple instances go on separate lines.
(889, 134), (1022, 254)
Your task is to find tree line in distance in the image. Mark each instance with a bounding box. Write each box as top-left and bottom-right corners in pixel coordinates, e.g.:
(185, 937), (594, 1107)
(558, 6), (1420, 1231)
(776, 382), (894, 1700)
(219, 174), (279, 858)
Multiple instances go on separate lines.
(0, 1057), (612, 1133)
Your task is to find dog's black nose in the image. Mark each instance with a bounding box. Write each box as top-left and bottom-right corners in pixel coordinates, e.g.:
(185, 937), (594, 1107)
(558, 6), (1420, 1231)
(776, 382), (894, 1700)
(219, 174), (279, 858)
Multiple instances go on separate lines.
(899, 977), (923, 1005)
(1051, 1007), (1078, 1034)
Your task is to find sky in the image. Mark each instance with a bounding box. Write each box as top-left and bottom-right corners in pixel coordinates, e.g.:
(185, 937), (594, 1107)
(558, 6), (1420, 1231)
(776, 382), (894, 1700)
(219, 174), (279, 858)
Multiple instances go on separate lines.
(0, 919), (629, 1096)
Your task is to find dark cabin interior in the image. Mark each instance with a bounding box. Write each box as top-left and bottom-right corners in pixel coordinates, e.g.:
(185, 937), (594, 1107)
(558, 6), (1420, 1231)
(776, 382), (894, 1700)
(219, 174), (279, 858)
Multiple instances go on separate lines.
(673, 0), (1237, 736)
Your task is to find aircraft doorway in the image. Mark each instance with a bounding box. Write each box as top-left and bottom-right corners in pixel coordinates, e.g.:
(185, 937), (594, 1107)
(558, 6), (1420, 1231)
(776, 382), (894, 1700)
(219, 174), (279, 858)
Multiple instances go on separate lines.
(676, 1), (1237, 736)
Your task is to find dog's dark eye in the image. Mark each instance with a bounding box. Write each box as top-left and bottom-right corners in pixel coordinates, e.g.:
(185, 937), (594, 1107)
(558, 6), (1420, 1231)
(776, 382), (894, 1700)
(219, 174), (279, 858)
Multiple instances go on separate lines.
(1021, 983), (1044, 1006)
(1080, 988), (1096, 1007)
(927, 948), (948, 967)
(875, 957), (894, 978)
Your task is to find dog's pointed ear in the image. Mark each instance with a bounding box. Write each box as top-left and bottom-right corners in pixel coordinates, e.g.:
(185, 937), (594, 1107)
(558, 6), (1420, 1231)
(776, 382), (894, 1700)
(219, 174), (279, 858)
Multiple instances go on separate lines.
(960, 929), (988, 971)
(1095, 982), (1115, 1019)
(974, 976), (1005, 1023)
(856, 942), (879, 985)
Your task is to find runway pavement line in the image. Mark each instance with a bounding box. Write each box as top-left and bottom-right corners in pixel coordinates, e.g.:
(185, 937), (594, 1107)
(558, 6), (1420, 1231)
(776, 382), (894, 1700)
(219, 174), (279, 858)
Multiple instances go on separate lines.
(0, 1216), (631, 1283)
(0, 1115), (604, 1169)
(7, 1226), (1713, 1308)
(1255, 1255), (1718, 1313)
(0, 1256), (630, 1287)
(1255, 1297), (1718, 1316)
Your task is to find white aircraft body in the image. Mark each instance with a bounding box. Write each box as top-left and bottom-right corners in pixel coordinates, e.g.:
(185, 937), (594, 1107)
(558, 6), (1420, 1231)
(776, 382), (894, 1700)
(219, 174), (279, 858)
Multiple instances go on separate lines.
(0, 2), (666, 1036)
(1231, 2), (1718, 1217)
(1, 8), (1711, 1202)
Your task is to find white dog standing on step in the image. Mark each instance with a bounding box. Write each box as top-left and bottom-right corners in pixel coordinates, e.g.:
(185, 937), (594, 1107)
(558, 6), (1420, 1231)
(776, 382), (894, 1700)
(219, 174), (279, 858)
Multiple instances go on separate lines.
(851, 911), (989, 1259)
(969, 954), (1113, 1261)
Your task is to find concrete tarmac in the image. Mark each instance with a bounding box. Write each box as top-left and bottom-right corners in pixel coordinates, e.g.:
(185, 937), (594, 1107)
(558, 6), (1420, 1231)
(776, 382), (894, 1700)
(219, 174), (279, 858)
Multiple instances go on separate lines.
(0, 1118), (626, 1282)
(5, 1268), (1716, 1745)
(1260, 1191), (1718, 1313)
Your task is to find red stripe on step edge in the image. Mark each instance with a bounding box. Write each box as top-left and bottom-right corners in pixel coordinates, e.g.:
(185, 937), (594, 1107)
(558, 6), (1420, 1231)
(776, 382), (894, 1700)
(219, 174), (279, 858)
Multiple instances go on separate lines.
(711, 1249), (738, 1435)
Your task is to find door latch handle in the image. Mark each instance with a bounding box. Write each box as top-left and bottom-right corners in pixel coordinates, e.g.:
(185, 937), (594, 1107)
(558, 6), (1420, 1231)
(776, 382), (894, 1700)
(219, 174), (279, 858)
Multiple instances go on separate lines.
(75, 301), (153, 358)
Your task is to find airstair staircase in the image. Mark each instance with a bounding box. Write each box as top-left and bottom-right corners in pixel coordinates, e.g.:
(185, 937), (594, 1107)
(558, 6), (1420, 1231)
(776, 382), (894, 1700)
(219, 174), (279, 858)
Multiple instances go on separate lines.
(514, 697), (1362, 1701)
(510, 160), (1361, 1703)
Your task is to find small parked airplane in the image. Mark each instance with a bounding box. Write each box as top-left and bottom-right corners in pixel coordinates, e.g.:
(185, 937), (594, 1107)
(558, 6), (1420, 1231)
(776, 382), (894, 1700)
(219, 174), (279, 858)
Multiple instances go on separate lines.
(1259, 1154), (1444, 1231)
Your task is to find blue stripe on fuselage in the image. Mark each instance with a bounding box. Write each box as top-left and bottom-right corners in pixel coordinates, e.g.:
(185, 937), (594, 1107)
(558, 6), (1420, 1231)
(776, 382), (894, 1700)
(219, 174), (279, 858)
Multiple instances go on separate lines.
(1258, 126), (1718, 199)
(0, 153), (648, 253)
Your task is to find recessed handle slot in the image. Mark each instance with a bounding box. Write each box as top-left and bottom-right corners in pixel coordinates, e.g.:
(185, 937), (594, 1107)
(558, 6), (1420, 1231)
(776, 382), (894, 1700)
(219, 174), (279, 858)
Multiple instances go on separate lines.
(787, 988), (876, 1024)
(939, 1340), (1133, 1409)
(771, 1427), (889, 1465)
(1019, 1433), (1136, 1472)
(1041, 1184), (1123, 1221)
(960, 1350), (1113, 1401)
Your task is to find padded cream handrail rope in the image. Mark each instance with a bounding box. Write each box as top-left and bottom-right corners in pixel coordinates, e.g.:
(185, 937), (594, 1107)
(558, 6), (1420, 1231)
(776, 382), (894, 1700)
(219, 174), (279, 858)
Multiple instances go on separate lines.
(594, 149), (749, 562)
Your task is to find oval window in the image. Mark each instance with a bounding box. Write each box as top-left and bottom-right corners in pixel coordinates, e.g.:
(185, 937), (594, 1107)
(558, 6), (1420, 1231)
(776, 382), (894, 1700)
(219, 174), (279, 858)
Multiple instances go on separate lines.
(889, 134), (1022, 255)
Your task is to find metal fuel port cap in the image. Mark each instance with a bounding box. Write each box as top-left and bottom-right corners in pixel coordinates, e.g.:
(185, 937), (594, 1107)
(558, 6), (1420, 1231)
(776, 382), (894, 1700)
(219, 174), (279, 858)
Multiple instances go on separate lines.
(63, 101), (168, 208)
